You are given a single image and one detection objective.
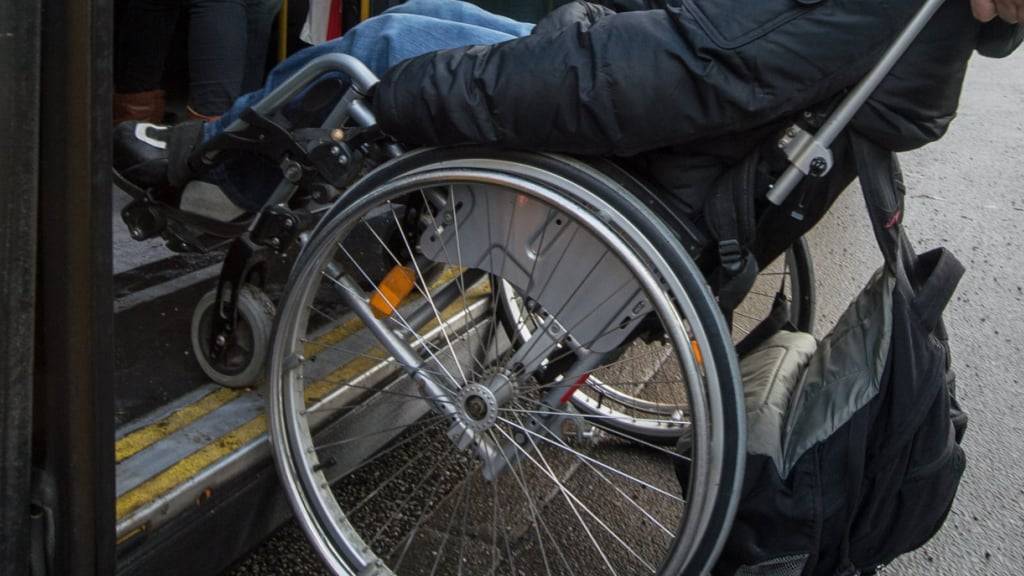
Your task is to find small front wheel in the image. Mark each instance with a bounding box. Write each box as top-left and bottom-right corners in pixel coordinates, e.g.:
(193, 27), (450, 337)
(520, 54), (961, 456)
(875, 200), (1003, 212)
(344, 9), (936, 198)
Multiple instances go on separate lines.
(191, 286), (275, 388)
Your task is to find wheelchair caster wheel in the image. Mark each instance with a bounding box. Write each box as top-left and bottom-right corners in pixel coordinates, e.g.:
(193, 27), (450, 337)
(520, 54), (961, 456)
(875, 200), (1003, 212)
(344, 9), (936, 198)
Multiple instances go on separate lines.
(191, 286), (275, 389)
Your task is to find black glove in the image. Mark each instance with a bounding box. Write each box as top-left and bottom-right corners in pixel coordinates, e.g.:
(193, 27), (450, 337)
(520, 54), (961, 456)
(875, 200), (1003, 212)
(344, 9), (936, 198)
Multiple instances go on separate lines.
(977, 20), (1024, 58)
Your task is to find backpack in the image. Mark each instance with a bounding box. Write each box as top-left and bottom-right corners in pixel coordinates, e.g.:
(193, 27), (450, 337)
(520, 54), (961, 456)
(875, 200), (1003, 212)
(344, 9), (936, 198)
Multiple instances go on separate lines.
(707, 133), (968, 576)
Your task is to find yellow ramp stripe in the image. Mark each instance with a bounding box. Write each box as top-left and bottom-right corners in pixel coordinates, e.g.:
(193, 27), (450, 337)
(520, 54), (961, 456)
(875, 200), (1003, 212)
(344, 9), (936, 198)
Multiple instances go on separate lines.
(115, 387), (242, 463)
(304, 315), (366, 358)
(303, 267), (466, 358)
(117, 276), (490, 519)
(117, 416), (267, 519)
(116, 354), (380, 520)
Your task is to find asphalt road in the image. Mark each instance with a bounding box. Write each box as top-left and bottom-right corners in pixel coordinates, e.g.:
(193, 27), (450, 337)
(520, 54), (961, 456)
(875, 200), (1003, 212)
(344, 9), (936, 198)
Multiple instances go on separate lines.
(220, 50), (1024, 575)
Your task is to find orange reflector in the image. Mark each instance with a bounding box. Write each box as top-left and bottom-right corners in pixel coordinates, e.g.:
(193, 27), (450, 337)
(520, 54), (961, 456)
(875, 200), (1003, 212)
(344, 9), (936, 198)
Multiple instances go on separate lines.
(690, 339), (704, 367)
(370, 265), (416, 318)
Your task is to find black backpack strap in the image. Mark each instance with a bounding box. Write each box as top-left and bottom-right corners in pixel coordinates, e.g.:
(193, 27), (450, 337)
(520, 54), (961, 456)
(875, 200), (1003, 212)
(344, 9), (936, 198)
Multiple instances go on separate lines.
(849, 132), (905, 272)
(850, 132), (965, 328)
(706, 152), (761, 315)
(908, 246), (965, 333)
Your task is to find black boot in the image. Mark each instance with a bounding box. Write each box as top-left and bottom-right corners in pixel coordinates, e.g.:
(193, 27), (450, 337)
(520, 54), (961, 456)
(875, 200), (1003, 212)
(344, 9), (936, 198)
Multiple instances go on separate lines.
(112, 120), (204, 199)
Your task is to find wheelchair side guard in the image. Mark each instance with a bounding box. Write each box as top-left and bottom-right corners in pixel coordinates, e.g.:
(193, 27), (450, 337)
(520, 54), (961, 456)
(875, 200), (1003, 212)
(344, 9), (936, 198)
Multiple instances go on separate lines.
(419, 183), (648, 358)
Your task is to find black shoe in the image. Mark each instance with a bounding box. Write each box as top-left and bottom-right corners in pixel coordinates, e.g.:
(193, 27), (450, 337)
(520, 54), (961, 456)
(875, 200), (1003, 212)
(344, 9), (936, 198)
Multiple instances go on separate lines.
(112, 120), (204, 198)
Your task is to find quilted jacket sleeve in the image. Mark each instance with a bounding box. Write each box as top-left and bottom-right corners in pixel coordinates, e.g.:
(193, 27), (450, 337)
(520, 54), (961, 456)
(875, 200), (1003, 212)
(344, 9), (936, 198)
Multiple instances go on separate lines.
(370, 0), (924, 156)
(595, 0), (671, 10)
(531, 2), (615, 36)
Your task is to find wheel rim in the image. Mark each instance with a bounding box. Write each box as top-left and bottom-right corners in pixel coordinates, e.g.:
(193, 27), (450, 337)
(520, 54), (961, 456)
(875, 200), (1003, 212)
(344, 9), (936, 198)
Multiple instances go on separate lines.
(269, 159), (738, 575)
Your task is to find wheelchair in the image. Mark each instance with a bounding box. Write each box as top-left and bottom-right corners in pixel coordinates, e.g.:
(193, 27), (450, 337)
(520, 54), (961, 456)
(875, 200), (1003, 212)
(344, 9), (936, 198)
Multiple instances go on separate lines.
(113, 49), (819, 573)
(118, 0), (958, 570)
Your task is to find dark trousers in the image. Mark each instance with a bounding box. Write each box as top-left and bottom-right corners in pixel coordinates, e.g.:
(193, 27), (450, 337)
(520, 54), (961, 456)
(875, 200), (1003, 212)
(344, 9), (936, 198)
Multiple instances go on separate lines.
(114, 0), (282, 116)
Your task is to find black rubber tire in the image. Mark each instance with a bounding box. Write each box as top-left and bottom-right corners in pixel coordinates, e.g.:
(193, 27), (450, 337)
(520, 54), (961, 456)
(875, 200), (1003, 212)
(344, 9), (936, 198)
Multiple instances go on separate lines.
(191, 286), (275, 389)
(788, 236), (817, 334)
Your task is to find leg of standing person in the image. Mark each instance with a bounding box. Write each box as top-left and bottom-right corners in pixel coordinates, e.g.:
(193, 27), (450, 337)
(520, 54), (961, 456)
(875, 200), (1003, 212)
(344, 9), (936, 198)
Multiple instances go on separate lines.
(188, 0), (249, 119)
(113, 0), (181, 123)
(242, 0), (284, 94)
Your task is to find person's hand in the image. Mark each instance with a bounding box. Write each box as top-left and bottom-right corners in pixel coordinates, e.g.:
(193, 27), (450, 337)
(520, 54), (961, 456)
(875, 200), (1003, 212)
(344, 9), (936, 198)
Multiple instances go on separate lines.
(971, 0), (1022, 24)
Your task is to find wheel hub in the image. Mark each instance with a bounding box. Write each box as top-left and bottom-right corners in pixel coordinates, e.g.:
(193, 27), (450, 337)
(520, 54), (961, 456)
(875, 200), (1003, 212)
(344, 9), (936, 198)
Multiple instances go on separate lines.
(458, 384), (499, 432)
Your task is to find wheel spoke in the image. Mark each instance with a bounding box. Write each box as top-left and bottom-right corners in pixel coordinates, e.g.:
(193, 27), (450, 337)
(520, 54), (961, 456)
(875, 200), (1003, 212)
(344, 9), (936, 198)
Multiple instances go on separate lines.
(530, 417), (675, 537)
(494, 420), (624, 575)
(499, 407), (685, 426)
(371, 439), (459, 546)
(314, 414), (449, 453)
(323, 251), (463, 395)
(497, 414), (685, 503)
(514, 396), (692, 462)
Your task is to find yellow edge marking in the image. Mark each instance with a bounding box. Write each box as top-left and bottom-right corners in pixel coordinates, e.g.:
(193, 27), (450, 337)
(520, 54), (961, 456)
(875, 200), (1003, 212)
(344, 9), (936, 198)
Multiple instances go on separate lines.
(304, 315), (366, 358)
(116, 273), (490, 520)
(115, 388), (242, 463)
(116, 349), (380, 520)
(116, 416), (268, 519)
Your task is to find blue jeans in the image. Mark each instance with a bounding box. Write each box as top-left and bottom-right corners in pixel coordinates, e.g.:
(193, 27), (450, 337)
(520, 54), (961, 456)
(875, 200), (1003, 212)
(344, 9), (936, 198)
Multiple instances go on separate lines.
(205, 0), (533, 209)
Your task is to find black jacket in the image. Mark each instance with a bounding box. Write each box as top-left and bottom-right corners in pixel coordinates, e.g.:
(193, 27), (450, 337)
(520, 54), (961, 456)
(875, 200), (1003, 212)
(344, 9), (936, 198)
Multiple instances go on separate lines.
(370, 0), (1020, 223)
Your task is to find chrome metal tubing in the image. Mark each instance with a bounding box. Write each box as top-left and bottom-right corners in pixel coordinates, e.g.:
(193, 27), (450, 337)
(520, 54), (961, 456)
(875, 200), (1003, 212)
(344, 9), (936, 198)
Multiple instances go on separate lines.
(223, 53), (380, 136)
(767, 0), (948, 205)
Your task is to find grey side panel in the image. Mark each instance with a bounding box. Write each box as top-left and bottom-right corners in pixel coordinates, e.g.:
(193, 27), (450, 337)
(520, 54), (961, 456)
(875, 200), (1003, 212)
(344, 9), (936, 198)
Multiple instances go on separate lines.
(740, 331), (818, 471)
(781, 268), (895, 477)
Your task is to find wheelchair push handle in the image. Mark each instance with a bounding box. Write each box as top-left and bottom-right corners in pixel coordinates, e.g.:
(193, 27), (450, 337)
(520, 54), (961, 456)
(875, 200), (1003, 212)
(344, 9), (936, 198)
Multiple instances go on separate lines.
(224, 53), (382, 136)
(767, 0), (948, 206)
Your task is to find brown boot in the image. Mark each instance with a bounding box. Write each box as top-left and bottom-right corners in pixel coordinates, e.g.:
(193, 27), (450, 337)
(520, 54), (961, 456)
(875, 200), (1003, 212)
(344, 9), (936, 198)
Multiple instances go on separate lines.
(113, 90), (166, 125)
(186, 105), (221, 123)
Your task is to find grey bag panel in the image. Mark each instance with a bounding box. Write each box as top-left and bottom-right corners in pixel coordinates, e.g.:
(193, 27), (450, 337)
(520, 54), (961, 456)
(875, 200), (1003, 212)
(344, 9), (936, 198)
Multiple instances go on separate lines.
(741, 331), (818, 471)
(780, 268), (895, 477)
(734, 554), (810, 576)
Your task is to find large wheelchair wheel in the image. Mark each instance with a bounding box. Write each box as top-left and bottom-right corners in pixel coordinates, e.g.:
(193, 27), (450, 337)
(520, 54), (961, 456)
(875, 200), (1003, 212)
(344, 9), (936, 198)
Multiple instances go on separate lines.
(268, 148), (744, 576)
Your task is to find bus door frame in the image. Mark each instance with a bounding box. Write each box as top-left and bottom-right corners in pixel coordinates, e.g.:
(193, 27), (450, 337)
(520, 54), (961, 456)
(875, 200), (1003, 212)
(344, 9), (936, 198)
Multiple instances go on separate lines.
(1, 0), (116, 574)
